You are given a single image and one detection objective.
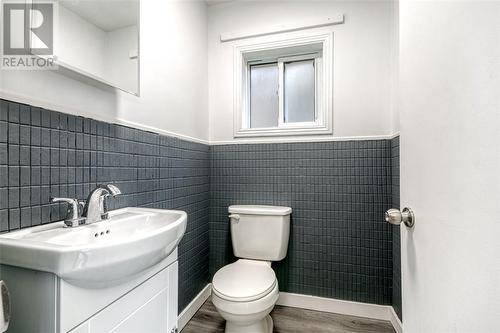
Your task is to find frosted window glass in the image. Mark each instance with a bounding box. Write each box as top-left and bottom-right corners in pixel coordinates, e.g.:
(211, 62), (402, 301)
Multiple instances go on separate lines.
(284, 59), (315, 123)
(250, 63), (279, 128)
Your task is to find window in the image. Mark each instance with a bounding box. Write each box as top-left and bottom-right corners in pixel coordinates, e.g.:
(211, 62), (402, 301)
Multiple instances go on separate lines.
(249, 63), (279, 128)
(283, 58), (316, 123)
(248, 55), (318, 128)
(234, 32), (333, 137)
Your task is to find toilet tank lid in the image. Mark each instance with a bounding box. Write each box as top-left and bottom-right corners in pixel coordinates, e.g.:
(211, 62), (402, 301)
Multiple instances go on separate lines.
(228, 205), (292, 216)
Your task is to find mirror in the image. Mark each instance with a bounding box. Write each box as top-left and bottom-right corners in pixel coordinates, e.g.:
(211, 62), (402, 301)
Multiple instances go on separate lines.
(56, 0), (139, 95)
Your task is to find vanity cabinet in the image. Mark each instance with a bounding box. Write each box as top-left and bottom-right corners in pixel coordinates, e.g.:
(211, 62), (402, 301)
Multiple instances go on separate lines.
(0, 250), (179, 333)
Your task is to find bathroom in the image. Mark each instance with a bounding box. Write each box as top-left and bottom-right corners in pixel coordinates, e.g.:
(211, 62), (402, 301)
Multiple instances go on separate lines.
(0, 0), (498, 332)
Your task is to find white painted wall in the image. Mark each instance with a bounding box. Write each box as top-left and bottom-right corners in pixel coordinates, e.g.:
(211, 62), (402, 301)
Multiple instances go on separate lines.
(58, 4), (107, 78)
(399, 1), (500, 332)
(208, 1), (396, 143)
(390, 0), (399, 134)
(0, 0), (209, 142)
(104, 25), (138, 94)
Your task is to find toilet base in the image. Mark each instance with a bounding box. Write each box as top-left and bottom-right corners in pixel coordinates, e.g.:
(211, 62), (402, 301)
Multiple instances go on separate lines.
(225, 314), (273, 333)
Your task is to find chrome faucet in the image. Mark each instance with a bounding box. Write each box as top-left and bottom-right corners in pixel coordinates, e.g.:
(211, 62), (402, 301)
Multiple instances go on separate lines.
(83, 184), (122, 224)
(51, 184), (121, 227)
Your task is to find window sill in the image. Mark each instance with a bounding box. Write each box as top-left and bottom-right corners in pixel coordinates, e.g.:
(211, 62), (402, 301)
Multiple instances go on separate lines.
(234, 125), (333, 138)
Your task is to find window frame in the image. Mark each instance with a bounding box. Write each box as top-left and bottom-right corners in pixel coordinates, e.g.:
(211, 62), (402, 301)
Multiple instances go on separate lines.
(233, 31), (333, 138)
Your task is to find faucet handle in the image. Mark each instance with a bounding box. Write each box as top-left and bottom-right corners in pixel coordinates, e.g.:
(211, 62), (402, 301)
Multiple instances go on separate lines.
(51, 197), (86, 227)
(51, 197), (79, 219)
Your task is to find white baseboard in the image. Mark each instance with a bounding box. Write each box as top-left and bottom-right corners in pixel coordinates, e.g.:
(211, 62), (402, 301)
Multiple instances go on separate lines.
(177, 284), (212, 331)
(389, 306), (403, 333)
(177, 285), (402, 333)
(278, 292), (387, 320)
(277, 292), (402, 332)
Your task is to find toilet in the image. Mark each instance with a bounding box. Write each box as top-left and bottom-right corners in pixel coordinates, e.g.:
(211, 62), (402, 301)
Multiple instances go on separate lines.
(212, 205), (292, 333)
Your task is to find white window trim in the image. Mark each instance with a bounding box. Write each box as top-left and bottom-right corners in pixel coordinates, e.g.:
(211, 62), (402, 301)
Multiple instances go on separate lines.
(233, 31), (333, 138)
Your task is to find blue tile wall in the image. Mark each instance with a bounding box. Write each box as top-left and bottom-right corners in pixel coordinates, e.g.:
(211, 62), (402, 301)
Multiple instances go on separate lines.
(1, 98), (402, 313)
(209, 141), (394, 305)
(391, 136), (402, 320)
(0, 99), (210, 313)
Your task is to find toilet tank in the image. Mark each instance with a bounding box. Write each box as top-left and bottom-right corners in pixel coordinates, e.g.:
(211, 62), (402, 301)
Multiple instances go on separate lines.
(228, 205), (292, 261)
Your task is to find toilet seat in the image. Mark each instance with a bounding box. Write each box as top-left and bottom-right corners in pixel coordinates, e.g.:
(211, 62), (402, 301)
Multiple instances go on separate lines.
(212, 259), (277, 302)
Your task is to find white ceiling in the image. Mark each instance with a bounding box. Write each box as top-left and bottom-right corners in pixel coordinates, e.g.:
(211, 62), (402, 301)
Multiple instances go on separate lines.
(205, 0), (234, 6)
(60, 0), (139, 32)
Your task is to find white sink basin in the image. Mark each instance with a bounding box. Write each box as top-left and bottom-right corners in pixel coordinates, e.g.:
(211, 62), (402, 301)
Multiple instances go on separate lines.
(0, 207), (187, 288)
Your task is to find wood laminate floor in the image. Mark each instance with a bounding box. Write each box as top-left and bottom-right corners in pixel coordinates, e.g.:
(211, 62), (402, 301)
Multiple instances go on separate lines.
(181, 300), (395, 333)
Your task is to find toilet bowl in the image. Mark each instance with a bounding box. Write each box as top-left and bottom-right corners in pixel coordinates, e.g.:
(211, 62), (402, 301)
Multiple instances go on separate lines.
(212, 260), (279, 333)
(211, 205), (292, 333)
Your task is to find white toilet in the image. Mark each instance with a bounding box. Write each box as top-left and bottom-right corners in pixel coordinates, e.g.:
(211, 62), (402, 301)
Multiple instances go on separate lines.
(212, 205), (292, 333)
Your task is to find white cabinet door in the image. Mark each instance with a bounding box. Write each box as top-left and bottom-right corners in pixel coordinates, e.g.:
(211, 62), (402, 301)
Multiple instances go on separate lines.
(109, 289), (169, 333)
(72, 289), (169, 333)
(70, 261), (178, 333)
(60, 252), (178, 333)
(70, 322), (89, 333)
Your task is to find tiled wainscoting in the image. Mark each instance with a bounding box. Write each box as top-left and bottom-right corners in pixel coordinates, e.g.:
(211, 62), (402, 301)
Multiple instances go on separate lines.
(0, 99), (210, 312)
(0, 98), (402, 316)
(210, 141), (394, 305)
(391, 136), (402, 320)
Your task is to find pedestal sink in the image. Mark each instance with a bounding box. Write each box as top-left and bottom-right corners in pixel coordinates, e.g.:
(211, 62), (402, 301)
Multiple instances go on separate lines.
(0, 207), (187, 288)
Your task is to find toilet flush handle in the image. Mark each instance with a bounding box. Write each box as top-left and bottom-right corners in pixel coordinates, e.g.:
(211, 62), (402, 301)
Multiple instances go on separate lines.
(229, 214), (240, 222)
